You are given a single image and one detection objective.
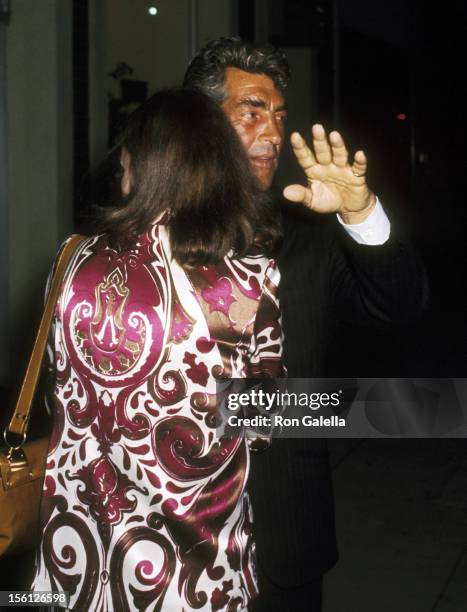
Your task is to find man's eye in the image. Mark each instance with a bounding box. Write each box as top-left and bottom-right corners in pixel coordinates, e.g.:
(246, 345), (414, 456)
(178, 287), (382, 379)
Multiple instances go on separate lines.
(276, 113), (287, 123)
(243, 111), (257, 120)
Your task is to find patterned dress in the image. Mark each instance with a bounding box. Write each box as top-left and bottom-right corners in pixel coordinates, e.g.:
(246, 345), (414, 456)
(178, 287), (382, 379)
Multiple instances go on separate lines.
(30, 223), (283, 611)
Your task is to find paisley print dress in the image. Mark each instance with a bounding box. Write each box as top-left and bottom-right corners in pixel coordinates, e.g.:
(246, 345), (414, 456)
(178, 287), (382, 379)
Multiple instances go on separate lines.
(30, 223), (283, 611)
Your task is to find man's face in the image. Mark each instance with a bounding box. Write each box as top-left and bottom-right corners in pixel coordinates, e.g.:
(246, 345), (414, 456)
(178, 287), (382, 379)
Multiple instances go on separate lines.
(221, 67), (287, 190)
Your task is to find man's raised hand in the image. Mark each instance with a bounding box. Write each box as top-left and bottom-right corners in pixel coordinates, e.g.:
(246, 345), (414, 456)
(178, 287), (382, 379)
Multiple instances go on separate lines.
(283, 124), (377, 224)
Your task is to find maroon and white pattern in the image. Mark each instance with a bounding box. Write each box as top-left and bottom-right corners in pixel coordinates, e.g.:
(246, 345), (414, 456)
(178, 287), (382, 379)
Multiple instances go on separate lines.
(30, 223), (283, 611)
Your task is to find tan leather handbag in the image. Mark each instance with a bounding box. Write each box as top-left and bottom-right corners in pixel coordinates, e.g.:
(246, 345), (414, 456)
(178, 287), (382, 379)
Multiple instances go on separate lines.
(0, 234), (85, 557)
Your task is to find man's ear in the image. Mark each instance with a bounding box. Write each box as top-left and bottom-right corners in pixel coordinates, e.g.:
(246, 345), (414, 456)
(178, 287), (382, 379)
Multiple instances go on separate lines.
(120, 147), (132, 196)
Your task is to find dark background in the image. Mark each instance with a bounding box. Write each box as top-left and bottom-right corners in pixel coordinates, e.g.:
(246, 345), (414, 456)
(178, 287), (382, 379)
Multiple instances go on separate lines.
(238, 0), (467, 378)
(2, 1), (467, 609)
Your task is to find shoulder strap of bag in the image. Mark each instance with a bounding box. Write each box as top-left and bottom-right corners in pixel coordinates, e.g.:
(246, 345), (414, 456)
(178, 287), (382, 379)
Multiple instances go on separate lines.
(5, 234), (86, 441)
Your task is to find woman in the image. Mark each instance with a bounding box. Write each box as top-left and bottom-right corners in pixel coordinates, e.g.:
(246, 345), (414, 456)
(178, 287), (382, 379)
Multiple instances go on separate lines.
(31, 89), (284, 611)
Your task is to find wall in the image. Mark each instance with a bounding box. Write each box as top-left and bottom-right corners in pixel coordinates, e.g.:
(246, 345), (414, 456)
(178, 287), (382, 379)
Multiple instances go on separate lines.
(197, 0), (237, 49)
(0, 24), (8, 383)
(89, 0), (237, 168)
(2, 0), (74, 384)
(103, 0), (236, 97)
(104, 0), (191, 98)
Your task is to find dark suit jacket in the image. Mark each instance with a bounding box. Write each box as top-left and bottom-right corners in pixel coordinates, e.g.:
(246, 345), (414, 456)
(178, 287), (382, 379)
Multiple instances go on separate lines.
(248, 202), (429, 587)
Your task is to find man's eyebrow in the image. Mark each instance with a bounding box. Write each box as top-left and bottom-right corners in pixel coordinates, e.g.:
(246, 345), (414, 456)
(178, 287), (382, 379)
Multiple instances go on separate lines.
(237, 96), (288, 112)
(237, 96), (267, 109)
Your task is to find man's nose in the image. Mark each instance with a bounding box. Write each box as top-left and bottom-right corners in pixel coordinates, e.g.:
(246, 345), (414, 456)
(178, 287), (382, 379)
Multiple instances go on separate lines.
(261, 115), (283, 146)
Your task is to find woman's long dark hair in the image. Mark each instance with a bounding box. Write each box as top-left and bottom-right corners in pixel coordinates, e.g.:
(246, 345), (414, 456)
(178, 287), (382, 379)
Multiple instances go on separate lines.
(94, 88), (281, 266)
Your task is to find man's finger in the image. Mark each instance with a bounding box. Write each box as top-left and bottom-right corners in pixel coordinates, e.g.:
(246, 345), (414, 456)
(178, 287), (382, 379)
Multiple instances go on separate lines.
(312, 124), (332, 165)
(283, 184), (312, 207)
(351, 150), (368, 177)
(290, 132), (316, 170)
(329, 131), (349, 167)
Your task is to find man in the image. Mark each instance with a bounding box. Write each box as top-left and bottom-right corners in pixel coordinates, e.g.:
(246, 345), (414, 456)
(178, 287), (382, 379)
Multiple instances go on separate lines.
(183, 37), (428, 611)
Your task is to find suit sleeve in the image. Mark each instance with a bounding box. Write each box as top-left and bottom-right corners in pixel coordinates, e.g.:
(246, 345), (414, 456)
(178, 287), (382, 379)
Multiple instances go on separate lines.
(328, 221), (430, 327)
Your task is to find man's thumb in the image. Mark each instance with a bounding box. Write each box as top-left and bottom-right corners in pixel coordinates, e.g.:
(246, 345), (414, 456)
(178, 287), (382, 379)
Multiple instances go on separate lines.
(283, 184), (311, 206)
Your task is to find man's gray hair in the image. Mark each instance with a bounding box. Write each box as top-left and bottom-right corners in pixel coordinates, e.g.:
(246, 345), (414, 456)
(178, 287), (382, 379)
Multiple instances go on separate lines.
(183, 36), (291, 103)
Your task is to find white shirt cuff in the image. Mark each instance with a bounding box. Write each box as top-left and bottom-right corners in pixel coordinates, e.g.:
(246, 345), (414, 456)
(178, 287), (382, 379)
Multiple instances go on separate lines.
(336, 197), (390, 245)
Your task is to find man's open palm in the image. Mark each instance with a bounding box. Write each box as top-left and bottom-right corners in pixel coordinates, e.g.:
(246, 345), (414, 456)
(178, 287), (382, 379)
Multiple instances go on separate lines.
(283, 124), (376, 224)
